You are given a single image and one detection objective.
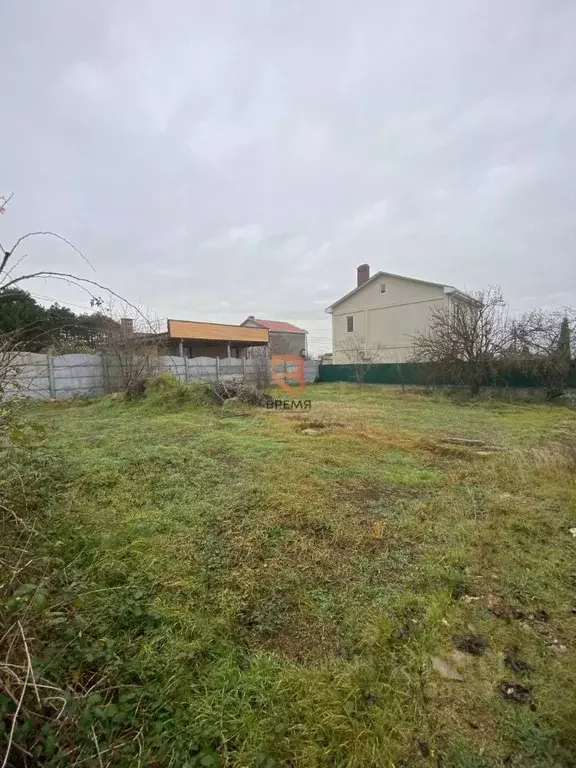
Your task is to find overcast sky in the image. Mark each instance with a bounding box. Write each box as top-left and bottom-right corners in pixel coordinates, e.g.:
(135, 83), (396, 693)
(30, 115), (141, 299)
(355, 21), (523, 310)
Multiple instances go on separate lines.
(2, 0), (575, 353)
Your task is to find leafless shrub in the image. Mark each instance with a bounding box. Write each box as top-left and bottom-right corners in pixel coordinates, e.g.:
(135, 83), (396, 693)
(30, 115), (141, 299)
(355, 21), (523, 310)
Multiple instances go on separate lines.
(0, 332), (23, 401)
(245, 335), (306, 391)
(246, 346), (271, 389)
(269, 335), (295, 356)
(391, 351), (407, 393)
(411, 286), (512, 395)
(510, 308), (575, 399)
(96, 304), (166, 397)
(336, 334), (385, 385)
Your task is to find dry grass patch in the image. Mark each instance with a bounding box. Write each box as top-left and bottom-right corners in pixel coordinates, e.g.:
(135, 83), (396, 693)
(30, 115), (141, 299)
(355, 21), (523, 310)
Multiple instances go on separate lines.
(527, 441), (576, 477)
(4, 386), (575, 767)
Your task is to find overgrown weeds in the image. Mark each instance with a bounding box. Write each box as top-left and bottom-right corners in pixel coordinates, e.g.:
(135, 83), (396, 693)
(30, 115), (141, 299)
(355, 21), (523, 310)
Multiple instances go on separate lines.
(2, 385), (576, 766)
(0, 429), (193, 765)
(0, 398), (173, 765)
(144, 371), (211, 407)
(1, 411), (77, 765)
(135, 372), (272, 410)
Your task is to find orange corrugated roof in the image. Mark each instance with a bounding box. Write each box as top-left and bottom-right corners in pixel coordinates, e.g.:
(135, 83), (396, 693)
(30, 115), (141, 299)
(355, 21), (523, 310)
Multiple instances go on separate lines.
(245, 317), (307, 334)
(168, 319), (268, 343)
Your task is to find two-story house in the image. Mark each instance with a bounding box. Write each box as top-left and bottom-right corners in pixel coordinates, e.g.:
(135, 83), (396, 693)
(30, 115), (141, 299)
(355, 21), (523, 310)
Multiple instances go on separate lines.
(326, 264), (474, 363)
(240, 316), (308, 357)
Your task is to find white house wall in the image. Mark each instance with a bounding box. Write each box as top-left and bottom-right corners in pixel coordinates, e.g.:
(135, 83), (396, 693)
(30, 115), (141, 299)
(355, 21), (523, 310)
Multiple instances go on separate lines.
(332, 275), (449, 363)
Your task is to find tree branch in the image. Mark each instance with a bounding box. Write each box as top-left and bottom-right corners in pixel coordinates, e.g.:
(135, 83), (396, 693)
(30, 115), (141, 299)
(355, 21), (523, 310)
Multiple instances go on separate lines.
(0, 231), (95, 278)
(0, 271), (148, 327)
(0, 249), (11, 276)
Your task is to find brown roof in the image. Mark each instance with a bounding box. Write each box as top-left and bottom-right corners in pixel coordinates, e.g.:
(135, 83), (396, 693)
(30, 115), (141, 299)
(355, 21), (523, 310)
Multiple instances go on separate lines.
(243, 317), (307, 334)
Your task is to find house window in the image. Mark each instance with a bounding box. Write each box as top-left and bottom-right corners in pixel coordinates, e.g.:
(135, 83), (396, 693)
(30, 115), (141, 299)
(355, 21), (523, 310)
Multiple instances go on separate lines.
(380, 283), (386, 293)
(346, 316), (354, 332)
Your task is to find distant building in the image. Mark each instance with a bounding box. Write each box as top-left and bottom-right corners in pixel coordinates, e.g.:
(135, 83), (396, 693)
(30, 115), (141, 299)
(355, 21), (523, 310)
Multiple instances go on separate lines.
(166, 319), (268, 359)
(240, 316), (308, 357)
(326, 264), (475, 363)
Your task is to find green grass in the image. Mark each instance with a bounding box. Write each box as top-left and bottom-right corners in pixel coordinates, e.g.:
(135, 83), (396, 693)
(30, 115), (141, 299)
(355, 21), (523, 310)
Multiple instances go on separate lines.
(5, 384), (576, 766)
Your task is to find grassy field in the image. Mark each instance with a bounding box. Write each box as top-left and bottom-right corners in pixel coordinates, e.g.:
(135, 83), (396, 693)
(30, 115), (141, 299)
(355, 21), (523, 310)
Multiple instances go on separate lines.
(5, 383), (576, 766)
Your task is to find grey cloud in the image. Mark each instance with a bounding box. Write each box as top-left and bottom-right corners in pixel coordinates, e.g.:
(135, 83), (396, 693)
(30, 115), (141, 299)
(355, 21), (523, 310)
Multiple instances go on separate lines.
(1, 0), (576, 353)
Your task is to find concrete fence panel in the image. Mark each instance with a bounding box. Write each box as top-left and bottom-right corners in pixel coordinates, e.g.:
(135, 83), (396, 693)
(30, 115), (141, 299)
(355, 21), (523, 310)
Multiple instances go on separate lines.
(51, 354), (104, 399)
(3, 352), (51, 400)
(184, 356), (217, 382)
(4, 352), (318, 400)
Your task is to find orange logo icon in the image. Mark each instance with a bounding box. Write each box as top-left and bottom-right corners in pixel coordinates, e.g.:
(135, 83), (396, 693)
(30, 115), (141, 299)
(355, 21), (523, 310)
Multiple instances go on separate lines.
(271, 355), (306, 395)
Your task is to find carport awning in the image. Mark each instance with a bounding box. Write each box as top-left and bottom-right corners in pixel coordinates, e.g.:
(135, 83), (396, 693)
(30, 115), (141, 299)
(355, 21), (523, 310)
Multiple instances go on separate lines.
(167, 319), (269, 345)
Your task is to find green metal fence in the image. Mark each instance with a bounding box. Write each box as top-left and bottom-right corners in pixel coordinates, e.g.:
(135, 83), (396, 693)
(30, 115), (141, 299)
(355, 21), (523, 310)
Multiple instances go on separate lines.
(318, 363), (576, 389)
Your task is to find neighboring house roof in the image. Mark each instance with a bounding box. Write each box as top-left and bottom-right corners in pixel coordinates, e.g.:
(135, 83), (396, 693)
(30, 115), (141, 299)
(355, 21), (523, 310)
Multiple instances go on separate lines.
(241, 316), (308, 334)
(168, 319), (268, 344)
(325, 271), (477, 312)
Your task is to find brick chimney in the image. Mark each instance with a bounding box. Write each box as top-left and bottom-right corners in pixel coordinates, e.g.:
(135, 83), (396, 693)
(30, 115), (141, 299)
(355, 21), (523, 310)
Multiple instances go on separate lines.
(120, 318), (134, 337)
(357, 263), (370, 287)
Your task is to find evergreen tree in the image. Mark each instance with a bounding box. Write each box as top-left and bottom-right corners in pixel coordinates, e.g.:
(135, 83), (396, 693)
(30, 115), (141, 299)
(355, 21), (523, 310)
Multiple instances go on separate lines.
(0, 289), (45, 350)
(547, 315), (572, 398)
(557, 315), (571, 366)
(0, 291), (118, 351)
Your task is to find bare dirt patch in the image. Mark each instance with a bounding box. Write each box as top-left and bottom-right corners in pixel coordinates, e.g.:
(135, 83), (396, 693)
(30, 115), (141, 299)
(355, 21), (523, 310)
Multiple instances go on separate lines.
(252, 610), (342, 663)
(330, 477), (429, 506)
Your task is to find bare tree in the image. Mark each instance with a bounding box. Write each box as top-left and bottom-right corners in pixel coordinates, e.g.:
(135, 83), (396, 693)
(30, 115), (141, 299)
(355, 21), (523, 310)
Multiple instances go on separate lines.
(392, 350), (407, 393)
(1, 194), (162, 396)
(267, 335), (292, 356)
(246, 346), (271, 389)
(0, 193), (139, 314)
(336, 334), (386, 385)
(0, 332), (24, 403)
(0, 192), (14, 216)
(511, 308), (575, 399)
(411, 286), (511, 395)
(244, 336), (294, 389)
(97, 303), (166, 397)
(0, 321), (77, 402)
